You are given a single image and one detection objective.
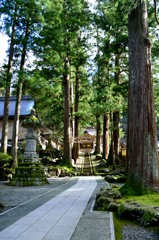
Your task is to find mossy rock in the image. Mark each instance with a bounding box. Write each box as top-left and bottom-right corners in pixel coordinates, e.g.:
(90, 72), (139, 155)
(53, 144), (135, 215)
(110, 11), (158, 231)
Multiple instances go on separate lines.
(141, 208), (159, 227)
(107, 201), (120, 212)
(94, 186), (121, 211)
(96, 186), (121, 199)
(94, 196), (111, 211)
(118, 201), (145, 218)
(105, 174), (126, 183)
(117, 202), (159, 227)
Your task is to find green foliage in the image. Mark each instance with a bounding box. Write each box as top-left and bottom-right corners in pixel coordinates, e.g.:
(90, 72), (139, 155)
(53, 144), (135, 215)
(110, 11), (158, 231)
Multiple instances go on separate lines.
(0, 152), (12, 165)
(22, 0), (92, 144)
(22, 115), (40, 127)
(0, 152), (12, 180)
(115, 0), (139, 14)
(91, 0), (129, 122)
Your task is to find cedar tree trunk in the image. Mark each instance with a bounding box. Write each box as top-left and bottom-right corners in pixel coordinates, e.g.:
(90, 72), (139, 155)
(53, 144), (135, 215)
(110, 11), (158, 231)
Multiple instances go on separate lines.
(63, 57), (72, 165)
(95, 114), (101, 154)
(103, 114), (109, 159)
(1, 5), (17, 153)
(113, 111), (120, 161)
(11, 18), (30, 167)
(127, 0), (159, 191)
(72, 67), (80, 163)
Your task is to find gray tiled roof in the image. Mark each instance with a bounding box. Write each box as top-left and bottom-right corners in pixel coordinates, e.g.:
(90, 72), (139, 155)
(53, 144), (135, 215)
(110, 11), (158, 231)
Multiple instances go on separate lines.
(0, 96), (34, 118)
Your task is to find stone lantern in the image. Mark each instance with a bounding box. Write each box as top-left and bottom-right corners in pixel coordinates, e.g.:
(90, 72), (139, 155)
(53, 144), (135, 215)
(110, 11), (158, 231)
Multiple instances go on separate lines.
(22, 109), (40, 163)
(9, 109), (48, 186)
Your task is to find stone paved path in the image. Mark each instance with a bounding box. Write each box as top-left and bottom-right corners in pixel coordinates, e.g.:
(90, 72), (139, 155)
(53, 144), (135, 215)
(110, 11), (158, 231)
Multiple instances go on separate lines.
(0, 176), (114, 240)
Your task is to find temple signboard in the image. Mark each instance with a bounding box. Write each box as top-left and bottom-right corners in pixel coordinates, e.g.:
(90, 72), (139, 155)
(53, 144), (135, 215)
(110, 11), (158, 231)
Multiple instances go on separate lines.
(80, 142), (94, 150)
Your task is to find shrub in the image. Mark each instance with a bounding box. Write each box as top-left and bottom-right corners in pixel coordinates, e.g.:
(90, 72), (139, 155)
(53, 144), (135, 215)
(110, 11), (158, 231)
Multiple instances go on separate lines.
(0, 153), (12, 180)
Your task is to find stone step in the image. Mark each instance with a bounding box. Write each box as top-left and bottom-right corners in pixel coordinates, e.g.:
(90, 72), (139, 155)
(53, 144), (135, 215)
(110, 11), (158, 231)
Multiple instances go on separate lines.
(82, 156), (93, 176)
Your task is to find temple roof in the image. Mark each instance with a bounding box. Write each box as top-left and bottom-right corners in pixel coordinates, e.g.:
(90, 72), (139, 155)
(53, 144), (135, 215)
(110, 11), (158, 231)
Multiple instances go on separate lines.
(0, 96), (34, 119)
(84, 126), (96, 136)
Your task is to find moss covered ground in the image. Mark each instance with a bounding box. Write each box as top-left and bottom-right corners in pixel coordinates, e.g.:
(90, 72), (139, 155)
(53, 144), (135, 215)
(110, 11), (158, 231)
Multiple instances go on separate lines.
(116, 192), (159, 207)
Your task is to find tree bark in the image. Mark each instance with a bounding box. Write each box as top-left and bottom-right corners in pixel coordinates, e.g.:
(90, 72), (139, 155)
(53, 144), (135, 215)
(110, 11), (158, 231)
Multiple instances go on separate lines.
(63, 57), (72, 165)
(113, 55), (120, 162)
(72, 66), (80, 163)
(109, 129), (115, 169)
(103, 114), (109, 159)
(1, 4), (17, 153)
(113, 111), (120, 161)
(95, 114), (101, 154)
(108, 112), (115, 169)
(127, 0), (159, 189)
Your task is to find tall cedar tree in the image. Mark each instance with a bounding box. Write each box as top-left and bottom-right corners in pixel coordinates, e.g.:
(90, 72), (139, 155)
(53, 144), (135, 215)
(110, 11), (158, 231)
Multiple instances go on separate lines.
(125, 0), (159, 193)
(63, 56), (72, 164)
(28, 0), (90, 165)
(11, 17), (30, 167)
(11, 0), (43, 166)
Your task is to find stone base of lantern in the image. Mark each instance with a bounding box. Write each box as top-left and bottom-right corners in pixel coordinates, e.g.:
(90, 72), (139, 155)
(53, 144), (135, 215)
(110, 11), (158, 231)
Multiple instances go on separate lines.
(23, 152), (39, 163)
(9, 162), (49, 186)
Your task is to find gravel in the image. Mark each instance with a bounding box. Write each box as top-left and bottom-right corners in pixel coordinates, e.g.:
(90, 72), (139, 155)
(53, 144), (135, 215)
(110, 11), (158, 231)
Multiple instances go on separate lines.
(0, 177), (70, 213)
(122, 225), (159, 240)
